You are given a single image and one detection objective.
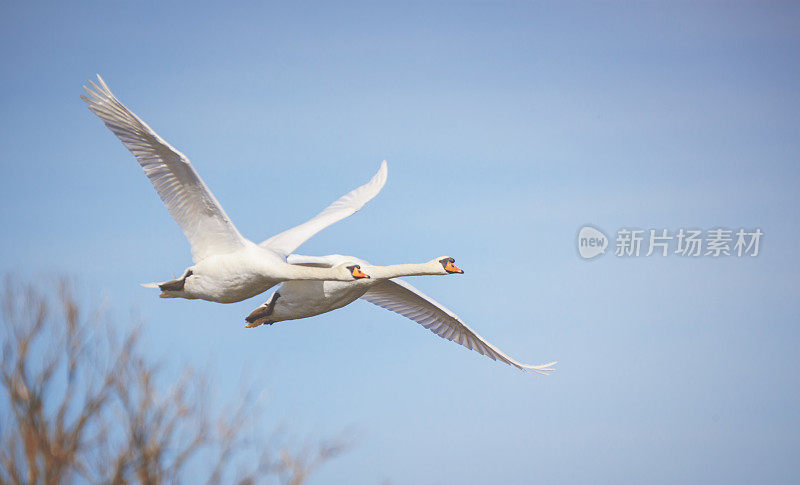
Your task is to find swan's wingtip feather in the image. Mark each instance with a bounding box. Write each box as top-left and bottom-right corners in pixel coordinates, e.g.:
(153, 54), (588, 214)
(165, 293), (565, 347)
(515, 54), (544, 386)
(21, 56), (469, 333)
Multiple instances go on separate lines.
(374, 160), (388, 184)
(521, 361), (557, 375)
(95, 74), (112, 93)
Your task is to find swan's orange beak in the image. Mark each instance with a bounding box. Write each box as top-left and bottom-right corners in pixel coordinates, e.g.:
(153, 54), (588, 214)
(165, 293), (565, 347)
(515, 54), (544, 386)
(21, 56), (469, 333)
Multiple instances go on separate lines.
(350, 266), (370, 279)
(444, 260), (463, 274)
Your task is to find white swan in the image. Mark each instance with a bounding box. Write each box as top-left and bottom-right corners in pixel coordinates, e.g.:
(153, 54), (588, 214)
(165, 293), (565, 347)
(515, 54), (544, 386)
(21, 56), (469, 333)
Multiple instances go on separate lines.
(81, 75), (386, 303)
(244, 255), (463, 325)
(246, 254), (556, 374)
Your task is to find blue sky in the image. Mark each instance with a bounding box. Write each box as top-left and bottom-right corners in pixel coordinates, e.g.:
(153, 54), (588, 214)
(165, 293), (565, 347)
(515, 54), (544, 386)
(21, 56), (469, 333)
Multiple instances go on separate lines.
(2, 1), (799, 483)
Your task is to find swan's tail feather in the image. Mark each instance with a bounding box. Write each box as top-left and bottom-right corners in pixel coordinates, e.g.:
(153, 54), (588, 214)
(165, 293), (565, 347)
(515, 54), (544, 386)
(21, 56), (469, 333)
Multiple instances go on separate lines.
(520, 361), (557, 376)
(140, 281), (173, 298)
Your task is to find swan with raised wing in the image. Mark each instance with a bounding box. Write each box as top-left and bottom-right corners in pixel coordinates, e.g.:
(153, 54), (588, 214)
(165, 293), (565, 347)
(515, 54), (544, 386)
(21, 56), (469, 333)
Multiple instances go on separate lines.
(82, 76), (384, 303)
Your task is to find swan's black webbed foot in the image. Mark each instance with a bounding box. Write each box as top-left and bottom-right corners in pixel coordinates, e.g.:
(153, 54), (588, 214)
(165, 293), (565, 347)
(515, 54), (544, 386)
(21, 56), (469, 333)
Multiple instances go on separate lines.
(245, 292), (280, 328)
(159, 270), (193, 292)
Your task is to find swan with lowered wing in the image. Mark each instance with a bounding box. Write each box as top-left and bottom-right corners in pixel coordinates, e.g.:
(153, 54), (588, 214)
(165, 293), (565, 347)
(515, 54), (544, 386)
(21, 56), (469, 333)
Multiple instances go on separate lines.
(246, 254), (556, 374)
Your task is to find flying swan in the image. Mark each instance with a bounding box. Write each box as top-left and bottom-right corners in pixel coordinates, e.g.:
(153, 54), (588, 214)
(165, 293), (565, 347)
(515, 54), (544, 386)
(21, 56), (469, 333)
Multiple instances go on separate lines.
(82, 75), (386, 303)
(246, 254), (556, 374)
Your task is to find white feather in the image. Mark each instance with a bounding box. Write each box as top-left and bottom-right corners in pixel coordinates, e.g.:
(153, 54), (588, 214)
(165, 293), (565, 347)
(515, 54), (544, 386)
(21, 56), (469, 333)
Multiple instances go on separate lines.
(260, 161), (387, 256)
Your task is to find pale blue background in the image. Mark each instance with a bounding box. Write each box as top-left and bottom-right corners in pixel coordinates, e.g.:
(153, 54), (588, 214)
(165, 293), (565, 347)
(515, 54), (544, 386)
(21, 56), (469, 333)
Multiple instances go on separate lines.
(2, 2), (799, 483)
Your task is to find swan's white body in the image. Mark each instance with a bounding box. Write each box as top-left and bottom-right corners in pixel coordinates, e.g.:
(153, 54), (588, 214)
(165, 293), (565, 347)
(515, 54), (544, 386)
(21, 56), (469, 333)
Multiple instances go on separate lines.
(159, 244), (359, 303)
(248, 254), (556, 374)
(82, 76), (387, 303)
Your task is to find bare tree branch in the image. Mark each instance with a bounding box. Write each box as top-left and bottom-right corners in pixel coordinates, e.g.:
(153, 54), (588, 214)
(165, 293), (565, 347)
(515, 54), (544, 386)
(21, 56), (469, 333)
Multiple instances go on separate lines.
(0, 279), (351, 485)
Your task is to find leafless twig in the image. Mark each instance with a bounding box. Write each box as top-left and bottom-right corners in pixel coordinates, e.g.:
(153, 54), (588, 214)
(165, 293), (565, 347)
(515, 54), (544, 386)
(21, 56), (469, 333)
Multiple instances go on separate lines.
(0, 279), (350, 484)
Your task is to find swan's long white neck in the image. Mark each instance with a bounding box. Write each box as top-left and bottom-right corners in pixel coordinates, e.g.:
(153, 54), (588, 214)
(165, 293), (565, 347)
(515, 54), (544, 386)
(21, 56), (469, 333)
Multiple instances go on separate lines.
(277, 263), (351, 282)
(364, 261), (444, 279)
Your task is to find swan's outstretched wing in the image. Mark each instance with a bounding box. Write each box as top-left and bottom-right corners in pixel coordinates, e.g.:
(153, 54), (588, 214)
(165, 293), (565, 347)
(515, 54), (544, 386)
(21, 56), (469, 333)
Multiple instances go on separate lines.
(82, 75), (247, 263)
(260, 161), (387, 256)
(361, 279), (556, 374)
